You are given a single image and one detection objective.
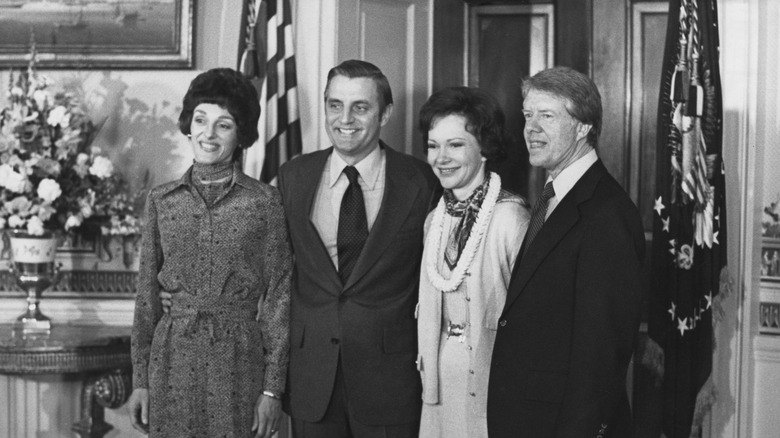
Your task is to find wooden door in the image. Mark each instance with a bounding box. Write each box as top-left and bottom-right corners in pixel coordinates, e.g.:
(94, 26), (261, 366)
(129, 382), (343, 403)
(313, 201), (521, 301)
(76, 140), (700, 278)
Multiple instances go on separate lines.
(337, 0), (433, 158)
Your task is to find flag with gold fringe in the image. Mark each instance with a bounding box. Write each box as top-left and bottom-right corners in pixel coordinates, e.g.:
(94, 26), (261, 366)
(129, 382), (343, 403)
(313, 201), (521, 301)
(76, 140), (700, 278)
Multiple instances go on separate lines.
(646, 0), (729, 437)
(239, 0), (302, 184)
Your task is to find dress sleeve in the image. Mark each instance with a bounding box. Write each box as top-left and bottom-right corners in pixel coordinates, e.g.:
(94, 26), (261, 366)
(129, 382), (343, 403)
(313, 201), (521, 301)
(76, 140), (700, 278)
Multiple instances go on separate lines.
(494, 199), (531, 287)
(131, 191), (165, 390)
(258, 189), (293, 394)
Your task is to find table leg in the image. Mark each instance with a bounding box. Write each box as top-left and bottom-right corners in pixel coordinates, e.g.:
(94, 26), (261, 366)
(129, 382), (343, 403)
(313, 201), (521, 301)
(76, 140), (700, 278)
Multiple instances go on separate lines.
(72, 368), (132, 438)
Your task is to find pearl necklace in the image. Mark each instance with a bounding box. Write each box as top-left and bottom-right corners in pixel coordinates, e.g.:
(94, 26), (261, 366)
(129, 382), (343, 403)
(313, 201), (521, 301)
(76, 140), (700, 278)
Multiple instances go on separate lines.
(426, 172), (501, 292)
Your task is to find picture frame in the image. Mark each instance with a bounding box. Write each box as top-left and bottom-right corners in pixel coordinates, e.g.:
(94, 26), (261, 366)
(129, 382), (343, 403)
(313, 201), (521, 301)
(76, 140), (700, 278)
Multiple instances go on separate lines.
(0, 0), (193, 69)
(761, 237), (780, 283)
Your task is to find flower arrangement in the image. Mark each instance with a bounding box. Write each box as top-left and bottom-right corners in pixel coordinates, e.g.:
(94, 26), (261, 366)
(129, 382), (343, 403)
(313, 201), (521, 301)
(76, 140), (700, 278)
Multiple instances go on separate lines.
(0, 42), (140, 238)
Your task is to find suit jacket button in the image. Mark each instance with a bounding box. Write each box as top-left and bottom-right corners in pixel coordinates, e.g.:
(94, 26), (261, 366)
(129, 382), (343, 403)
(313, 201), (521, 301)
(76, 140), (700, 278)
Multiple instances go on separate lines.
(331, 338), (339, 345)
(499, 319), (507, 327)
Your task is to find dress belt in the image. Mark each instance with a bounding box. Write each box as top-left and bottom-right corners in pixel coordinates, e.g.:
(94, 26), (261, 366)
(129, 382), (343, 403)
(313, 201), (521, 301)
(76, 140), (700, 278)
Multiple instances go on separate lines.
(169, 304), (257, 341)
(443, 320), (467, 341)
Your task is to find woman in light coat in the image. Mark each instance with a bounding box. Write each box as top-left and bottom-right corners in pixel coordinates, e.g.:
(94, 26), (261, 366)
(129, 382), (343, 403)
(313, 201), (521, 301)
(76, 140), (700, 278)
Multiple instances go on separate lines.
(416, 87), (530, 438)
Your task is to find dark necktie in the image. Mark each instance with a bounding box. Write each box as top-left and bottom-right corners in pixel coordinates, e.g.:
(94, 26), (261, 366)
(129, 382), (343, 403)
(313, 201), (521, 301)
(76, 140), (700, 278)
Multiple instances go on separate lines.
(522, 181), (555, 257)
(337, 166), (368, 284)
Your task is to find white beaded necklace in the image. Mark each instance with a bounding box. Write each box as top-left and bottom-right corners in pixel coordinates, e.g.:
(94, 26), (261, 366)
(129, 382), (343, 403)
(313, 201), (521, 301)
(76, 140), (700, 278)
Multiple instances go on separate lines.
(426, 172), (501, 293)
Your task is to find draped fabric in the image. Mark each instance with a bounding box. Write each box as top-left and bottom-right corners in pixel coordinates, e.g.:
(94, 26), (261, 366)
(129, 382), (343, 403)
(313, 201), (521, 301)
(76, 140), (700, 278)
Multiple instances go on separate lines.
(647, 1), (728, 437)
(442, 177), (489, 270)
(238, 0), (302, 185)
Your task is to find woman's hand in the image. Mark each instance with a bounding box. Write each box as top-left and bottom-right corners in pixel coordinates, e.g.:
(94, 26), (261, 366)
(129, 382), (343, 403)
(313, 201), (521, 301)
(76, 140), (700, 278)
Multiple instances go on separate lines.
(127, 388), (150, 435)
(251, 393), (282, 437)
(159, 291), (173, 313)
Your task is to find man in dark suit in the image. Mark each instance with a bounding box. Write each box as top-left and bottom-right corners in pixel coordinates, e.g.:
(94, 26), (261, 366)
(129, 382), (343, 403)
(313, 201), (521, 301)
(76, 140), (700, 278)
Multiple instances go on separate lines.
(278, 60), (439, 438)
(487, 66), (645, 438)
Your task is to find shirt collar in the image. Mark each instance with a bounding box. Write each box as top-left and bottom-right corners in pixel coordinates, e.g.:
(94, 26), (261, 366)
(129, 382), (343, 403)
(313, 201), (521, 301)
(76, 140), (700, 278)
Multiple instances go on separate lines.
(328, 145), (384, 189)
(550, 149), (598, 201)
(163, 161), (250, 194)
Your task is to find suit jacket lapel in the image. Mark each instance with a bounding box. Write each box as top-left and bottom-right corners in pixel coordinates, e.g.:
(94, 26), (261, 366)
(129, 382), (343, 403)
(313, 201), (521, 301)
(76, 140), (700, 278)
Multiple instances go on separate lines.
(290, 148), (342, 292)
(503, 160), (608, 311)
(343, 146), (419, 290)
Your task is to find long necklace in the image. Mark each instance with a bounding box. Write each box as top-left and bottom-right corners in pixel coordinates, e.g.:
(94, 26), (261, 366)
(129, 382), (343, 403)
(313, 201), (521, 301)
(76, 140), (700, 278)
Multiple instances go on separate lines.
(426, 172), (501, 292)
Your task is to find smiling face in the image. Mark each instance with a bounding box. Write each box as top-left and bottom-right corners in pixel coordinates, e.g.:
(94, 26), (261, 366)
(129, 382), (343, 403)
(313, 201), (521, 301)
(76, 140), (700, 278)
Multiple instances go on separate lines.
(324, 75), (392, 164)
(522, 89), (592, 179)
(426, 114), (486, 200)
(189, 103), (239, 165)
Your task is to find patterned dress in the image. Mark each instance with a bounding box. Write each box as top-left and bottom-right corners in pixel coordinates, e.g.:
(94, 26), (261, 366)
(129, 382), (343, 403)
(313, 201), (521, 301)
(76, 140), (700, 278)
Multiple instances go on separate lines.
(131, 162), (292, 437)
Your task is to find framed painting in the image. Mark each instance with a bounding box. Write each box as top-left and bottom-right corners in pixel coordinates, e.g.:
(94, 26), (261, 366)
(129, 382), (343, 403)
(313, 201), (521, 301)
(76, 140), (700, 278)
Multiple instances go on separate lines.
(761, 237), (780, 283)
(0, 0), (193, 69)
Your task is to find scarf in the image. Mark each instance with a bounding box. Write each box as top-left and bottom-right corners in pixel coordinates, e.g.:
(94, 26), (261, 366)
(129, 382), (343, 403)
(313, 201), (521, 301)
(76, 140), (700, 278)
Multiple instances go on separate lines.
(443, 176), (490, 270)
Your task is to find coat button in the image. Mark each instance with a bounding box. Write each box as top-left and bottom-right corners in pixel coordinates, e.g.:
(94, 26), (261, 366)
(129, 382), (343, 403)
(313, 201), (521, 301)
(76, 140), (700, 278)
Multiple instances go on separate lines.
(499, 320), (507, 327)
(331, 338), (339, 345)
(469, 392), (476, 397)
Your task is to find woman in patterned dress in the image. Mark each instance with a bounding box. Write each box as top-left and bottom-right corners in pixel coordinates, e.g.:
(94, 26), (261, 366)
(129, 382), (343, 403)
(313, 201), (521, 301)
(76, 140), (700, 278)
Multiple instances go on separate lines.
(127, 68), (292, 438)
(416, 87), (530, 437)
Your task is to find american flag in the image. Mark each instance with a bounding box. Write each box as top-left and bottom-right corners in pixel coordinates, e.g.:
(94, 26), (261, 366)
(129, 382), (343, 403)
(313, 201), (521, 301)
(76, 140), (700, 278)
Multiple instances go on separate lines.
(239, 0), (302, 185)
(647, 0), (728, 437)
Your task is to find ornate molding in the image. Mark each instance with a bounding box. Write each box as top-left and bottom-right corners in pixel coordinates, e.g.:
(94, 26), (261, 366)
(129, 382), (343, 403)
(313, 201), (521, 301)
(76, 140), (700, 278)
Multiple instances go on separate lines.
(760, 302), (780, 335)
(0, 270), (137, 297)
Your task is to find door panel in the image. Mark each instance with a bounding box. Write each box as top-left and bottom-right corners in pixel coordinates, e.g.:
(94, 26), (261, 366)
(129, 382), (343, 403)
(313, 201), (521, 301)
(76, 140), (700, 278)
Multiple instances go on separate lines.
(468, 4), (554, 199)
(338, 0), (432, 157)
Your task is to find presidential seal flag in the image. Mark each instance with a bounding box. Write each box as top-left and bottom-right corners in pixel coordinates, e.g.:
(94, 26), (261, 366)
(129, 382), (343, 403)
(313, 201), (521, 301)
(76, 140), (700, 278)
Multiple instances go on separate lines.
(239, 0), (302, 184)
(646, 0), (728, 437)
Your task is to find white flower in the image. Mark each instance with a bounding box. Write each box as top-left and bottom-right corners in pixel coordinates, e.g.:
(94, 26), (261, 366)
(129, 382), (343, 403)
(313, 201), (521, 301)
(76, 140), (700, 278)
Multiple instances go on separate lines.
(76, 153), (89, 165)
(37, 203), (55, 221)
(0, 164), (28, 193)
(47, 105), (70, 128)
(37, 178), (62, 203)
(78, 196), (94, 218)
(65, 214), (83, 230)
(89, 156), (114, 179)
(32, 89), (51, 110)
(26, 216), (44, 236)
(8, 215), (24, 228)
(10, 86), (23, 98)
(38, 74), (54, 88)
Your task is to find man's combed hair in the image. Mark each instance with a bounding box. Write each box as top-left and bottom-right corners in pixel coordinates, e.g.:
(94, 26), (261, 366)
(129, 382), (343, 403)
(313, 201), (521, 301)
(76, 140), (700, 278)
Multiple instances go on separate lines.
(324, 59), (393, 115)
(522, 66), (602, 148)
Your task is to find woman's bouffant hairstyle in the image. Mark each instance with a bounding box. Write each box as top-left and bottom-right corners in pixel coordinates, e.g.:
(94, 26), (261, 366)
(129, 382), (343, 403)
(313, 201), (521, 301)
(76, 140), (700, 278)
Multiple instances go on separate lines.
(178, 68), (261, 155)
(521, 66), (602, 148)
(324, 59), (393, 115)
(418, 86), (508, 163)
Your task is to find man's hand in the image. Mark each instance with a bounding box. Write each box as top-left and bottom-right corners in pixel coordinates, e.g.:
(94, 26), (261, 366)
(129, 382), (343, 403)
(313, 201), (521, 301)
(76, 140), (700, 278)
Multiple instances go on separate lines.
(251, 393), (282, 437)
(127, 388), (150, 435)
(159, 291), (173, 313)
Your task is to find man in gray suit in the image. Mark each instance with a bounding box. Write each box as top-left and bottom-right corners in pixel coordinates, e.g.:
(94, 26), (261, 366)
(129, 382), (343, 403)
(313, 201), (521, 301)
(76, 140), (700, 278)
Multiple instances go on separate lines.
(278, 60), (439, 438)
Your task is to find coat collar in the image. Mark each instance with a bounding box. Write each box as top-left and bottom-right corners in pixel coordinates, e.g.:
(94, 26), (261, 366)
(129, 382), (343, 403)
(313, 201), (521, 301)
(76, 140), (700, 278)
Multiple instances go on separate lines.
(288, 143), (423, 292)
(341, 143), (420, 291)
(503, 160), (609, 312)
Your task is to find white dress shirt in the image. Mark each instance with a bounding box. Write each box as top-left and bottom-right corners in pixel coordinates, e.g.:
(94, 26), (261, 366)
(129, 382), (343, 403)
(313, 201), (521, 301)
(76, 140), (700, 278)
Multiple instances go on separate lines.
(311, 145), (386, 269)
(546, 149), (598, 219)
